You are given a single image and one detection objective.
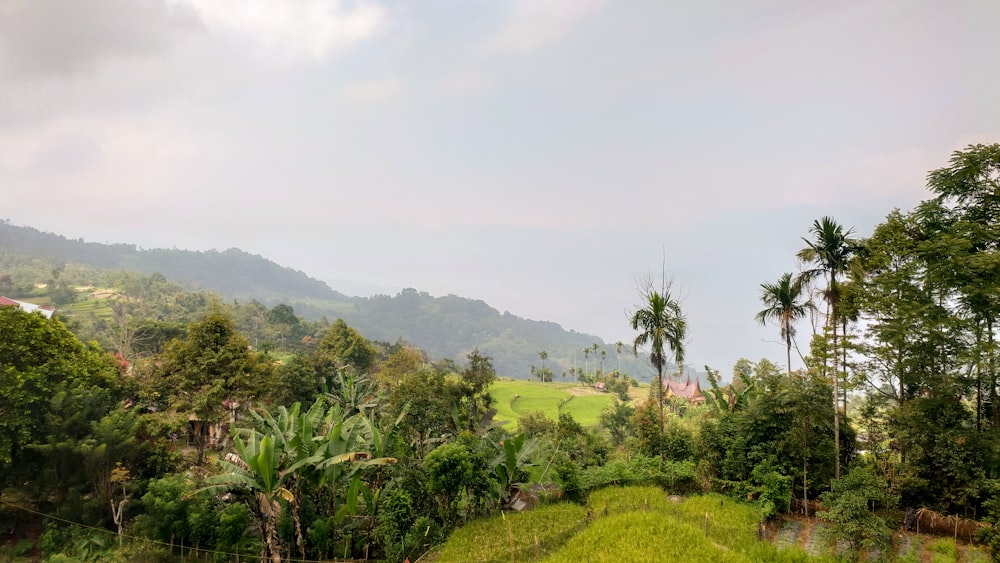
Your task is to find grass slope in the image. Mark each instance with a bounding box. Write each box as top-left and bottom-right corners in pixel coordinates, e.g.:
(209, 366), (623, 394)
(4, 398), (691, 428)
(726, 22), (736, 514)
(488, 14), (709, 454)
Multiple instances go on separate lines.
(433, 503), (588, 562)
(544, 511), (748, 563)
(490, 379), (616, 428)
(435, 486), (830, 563)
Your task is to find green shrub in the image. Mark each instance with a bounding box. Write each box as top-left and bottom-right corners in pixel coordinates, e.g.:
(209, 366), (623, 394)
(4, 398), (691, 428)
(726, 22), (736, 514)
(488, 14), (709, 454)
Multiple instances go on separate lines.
(818, 465), (893, 556)
(403, 516), (443, 562)
(553, 453), (583, 502)
(374, 487), (416, 561)
(11, 539), (34, 557)
(579, 452), (697, 494)
(215, 502), (254, 555)
(751, 460), (792, 518)
(38, 524), (71, 559)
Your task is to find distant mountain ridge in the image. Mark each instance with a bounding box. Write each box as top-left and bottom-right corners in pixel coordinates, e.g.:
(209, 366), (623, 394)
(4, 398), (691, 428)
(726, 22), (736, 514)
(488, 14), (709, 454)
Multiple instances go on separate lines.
(0, 220), (647, 377)
(0, 221), (342, 302)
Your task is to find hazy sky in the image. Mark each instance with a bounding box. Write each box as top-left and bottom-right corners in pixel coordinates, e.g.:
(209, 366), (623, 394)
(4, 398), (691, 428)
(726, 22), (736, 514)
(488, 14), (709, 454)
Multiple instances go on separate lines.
(3, 0), (999, 373)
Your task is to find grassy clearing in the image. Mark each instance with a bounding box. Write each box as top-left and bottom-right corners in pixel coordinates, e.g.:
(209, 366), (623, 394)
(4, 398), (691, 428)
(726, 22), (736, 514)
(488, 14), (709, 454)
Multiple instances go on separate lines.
(490, 379), (615, 428)
(433, 503), (587, 562)
(559, 394), (611, 427)
(509, 386), (570, 419)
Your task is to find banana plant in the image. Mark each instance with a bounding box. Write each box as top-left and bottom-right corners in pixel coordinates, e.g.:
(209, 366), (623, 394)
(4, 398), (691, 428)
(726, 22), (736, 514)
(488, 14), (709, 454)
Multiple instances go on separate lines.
(202, 430), (319, 563)
(245, 401), (327, 559)
(489, 433), (539, 504)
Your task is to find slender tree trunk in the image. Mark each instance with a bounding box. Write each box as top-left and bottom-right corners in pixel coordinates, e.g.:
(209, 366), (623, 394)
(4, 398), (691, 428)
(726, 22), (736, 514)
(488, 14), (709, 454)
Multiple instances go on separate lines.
(990, 317), (998, 428)
(830, 287), (840, 480)
(976, 321), (983, 432)
(842, 318), (849, 415)
(803, 457), (808, 517)
(786, 332), (792, 378)
(656, 371), (665, 432)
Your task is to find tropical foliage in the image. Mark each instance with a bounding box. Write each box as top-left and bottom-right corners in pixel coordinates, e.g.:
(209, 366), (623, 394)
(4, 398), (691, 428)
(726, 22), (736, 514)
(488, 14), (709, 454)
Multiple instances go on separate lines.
(3, 145), (1000, 562)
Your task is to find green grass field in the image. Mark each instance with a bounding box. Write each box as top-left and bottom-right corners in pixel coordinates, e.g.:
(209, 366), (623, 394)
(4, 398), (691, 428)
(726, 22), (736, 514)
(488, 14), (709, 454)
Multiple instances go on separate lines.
(434, 503), (588, 562)
(434, 486), (830, 563)
(490, 379), (617, 428)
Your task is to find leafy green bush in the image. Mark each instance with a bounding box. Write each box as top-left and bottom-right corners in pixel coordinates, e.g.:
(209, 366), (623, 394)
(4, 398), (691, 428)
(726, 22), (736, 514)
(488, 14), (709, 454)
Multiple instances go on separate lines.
(11, 539), (34, 557)
(425, 442), (476, 521)
(373, 488), (415, 561)
(751, 459), (792, 518)
(818, 465), (894, 556)
(579, 452), (697, 493)
(552, 452), (583, 503)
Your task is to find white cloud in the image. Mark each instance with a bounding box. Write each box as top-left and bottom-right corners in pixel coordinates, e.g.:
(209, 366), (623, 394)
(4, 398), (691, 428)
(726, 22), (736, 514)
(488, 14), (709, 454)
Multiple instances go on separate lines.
(339, 77), (400, 103)
(441, 70), (492, 95)
(176, 0), (385, 61)
(484, 0), (605, 54)
(0, 110), (207, 206)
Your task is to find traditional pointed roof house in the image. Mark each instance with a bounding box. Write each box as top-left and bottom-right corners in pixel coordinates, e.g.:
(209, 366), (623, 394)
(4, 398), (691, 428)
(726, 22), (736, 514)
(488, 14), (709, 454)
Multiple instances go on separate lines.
(664, 375), (705, 405)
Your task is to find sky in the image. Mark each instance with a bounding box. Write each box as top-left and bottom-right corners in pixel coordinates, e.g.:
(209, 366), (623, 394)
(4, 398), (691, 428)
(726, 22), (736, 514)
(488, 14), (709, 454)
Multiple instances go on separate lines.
(2, 0), (999, 373)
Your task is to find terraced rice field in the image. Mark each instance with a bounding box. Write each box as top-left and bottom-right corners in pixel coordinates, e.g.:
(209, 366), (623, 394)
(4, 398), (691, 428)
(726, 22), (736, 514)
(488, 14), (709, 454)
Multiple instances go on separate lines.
(432, 487), (828, 563)
(490, 379), (616, 428)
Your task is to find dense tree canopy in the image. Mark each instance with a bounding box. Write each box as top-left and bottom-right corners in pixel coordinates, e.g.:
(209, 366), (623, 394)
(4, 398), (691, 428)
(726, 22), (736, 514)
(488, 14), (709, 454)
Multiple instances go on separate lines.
(0, 306), (121, 468)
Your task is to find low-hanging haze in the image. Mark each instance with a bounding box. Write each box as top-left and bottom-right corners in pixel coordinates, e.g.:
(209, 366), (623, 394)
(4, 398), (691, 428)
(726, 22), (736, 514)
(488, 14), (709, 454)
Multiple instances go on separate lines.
(2, 0), (999, 373)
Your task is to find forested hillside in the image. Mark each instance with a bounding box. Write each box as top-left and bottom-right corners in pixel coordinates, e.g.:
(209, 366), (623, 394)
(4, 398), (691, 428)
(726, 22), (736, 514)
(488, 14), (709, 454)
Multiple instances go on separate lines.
(0, 221), (643, 377)
(0, 221), (343, 301)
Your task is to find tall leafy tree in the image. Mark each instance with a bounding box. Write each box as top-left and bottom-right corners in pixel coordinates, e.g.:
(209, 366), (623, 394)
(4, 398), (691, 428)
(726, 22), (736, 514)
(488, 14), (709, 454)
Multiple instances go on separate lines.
(154, 309), (275, 463)
(798, 216), (857, 478)
(925, 143), (1000, 429)
(316, 319), (377, 375)
(755, 272), (814, 376)
(631, 287), (686, 427)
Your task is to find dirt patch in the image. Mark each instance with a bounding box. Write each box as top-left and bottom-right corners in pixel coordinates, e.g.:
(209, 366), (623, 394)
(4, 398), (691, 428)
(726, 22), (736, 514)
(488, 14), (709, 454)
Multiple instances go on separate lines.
(776, 515), (990, 561)
(565, 386), (607, 397)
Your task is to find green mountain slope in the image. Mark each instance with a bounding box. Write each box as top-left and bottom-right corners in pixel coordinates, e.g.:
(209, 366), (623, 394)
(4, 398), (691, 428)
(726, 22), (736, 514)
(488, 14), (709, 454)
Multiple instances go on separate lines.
(0, 220), (648, 378)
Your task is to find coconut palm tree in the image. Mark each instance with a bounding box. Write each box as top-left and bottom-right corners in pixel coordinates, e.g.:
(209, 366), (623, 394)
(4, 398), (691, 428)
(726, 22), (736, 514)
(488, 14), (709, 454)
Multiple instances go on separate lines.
(755, 272), (814, 377)
(631, 289), (686, 427)
(797, 216), (857, 478)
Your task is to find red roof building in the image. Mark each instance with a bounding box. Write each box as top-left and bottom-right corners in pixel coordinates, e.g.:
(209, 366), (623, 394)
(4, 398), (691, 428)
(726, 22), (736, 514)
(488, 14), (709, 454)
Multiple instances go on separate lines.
(0, 296), (55, 318)
(665, 375), (705, 405)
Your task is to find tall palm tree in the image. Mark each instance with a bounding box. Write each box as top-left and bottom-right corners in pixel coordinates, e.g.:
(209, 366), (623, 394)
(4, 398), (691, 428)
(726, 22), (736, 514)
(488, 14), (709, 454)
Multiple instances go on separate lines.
(797, 216), (856, 479)
(755, 272), (814, 377)
(631, 289), (687, 427)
